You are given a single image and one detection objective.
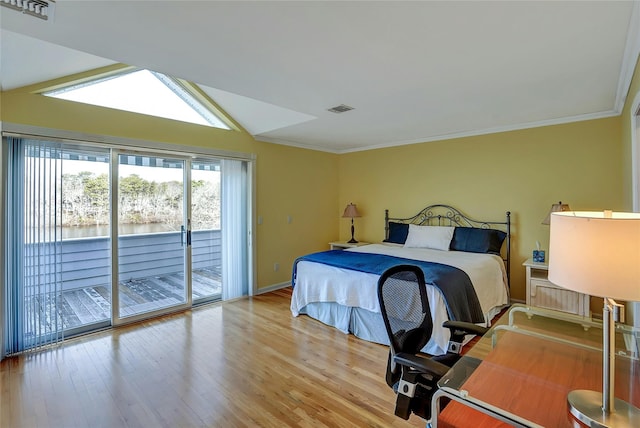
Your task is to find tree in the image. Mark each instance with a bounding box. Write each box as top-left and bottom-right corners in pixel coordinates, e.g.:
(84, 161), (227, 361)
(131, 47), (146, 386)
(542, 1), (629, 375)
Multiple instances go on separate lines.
(192, 179), (220, 229)
(83, 173), (109, 224)
(59, 171), (221, 231)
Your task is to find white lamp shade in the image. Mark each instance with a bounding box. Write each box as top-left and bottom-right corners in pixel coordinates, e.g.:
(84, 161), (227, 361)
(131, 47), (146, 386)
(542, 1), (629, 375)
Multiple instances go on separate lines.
(548, 211), (640, 301)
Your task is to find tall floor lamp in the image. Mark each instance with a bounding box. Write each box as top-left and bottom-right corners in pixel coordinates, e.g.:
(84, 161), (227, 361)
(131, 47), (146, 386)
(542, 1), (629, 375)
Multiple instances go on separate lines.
(342, 203), (361, 244)
(549, 210), (640, 427)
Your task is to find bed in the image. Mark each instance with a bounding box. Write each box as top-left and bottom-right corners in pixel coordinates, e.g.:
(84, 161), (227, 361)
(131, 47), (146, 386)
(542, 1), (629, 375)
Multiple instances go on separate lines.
(290, 204), (511, 355)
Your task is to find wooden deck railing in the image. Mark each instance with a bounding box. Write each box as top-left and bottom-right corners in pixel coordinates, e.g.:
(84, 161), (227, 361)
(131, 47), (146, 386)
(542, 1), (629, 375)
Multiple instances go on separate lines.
(24, 229), (221, 291)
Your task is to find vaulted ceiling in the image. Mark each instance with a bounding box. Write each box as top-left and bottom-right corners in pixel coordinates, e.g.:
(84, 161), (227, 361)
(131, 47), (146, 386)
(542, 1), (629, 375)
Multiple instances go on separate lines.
(1, 1), (639, 153)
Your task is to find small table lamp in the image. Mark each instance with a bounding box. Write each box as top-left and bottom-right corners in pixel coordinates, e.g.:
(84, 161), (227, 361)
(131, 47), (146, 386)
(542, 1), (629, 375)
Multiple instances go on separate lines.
(542, 201), (571, 225)
(342, 203), (361, 243)
(549, 210), (640, 427)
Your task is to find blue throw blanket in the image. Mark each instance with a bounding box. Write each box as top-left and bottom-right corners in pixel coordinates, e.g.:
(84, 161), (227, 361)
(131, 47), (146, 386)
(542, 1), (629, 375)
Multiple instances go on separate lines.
(292, 250), (484, 323)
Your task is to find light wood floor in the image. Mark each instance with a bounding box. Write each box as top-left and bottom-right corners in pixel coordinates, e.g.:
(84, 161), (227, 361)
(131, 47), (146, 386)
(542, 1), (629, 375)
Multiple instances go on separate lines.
(0, 287), (425, 428)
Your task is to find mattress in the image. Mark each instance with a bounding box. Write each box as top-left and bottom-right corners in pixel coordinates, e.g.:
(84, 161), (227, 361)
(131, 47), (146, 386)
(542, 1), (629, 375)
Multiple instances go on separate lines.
(290, 243), (509, 355)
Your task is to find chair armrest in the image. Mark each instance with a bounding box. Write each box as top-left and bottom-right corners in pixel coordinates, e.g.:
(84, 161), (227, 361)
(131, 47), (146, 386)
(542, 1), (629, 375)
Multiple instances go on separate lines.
(442, 320), (489, 337)
(393, 353), (450, 377)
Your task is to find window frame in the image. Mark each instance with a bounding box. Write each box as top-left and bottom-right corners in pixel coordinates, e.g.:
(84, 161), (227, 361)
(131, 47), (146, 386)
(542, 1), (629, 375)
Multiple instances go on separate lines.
(41, 66), (234, 131)
(0, 123), (256, 359)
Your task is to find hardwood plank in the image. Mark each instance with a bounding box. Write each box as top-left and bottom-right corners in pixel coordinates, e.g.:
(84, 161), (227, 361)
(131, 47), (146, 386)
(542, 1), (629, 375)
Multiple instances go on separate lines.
(1, 288), (425, 427)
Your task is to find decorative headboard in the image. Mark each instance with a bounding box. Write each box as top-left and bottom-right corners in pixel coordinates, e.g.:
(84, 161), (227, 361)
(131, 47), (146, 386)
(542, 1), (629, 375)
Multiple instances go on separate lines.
(384, 204), (511, 287)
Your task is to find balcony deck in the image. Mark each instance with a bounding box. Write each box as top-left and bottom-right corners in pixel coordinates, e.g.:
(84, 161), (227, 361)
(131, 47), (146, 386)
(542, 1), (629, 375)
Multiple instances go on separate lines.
(26, 268), (221, 333)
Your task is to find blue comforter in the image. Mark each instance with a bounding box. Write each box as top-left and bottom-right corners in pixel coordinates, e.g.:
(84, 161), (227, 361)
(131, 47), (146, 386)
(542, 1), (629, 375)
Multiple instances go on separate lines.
(292, 250), (484, 323)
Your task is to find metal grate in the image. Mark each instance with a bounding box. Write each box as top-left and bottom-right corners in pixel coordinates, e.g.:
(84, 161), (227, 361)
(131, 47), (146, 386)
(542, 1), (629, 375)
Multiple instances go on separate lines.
(1, 0), (55, 21)
(327, 104), (354, 113)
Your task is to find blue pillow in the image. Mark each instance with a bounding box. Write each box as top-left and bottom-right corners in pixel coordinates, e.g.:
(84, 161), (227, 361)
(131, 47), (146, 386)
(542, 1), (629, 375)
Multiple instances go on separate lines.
(384, 222), (409, 244)
(450, 227), (506, 254)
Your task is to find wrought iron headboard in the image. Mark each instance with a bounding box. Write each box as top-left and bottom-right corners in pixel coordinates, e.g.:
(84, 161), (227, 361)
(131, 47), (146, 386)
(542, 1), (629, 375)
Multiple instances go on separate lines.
(384, 204), (511, 288)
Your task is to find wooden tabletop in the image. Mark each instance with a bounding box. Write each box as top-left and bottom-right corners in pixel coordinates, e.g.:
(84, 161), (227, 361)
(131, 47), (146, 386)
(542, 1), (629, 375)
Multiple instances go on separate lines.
(437, 330), (640, 427)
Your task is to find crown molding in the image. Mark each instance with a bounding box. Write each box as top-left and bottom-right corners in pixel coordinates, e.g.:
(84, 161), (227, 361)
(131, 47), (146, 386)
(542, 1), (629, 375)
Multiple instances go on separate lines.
(614, 0), (640, 114)
(259, 109), (621, 154)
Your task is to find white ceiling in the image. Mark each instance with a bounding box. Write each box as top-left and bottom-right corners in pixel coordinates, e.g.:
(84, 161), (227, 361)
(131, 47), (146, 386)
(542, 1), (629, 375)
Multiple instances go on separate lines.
(1, 1), (639, 153)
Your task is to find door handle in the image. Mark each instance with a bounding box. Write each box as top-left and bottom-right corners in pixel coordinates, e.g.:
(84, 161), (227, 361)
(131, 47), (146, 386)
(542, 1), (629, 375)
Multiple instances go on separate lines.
(181, 225), (185, 246)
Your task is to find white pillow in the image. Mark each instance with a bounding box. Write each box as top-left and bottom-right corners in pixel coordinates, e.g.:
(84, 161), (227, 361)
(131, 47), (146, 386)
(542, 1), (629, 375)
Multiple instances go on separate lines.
(403, 224), (454, 251)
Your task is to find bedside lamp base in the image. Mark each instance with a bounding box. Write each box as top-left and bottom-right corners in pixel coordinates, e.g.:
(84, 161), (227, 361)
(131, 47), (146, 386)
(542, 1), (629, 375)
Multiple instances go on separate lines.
(347, 218), (357, 243)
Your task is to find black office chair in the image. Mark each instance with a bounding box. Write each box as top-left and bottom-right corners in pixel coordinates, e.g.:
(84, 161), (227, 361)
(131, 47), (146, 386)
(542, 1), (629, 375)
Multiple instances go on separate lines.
(377, 264), (488, 422)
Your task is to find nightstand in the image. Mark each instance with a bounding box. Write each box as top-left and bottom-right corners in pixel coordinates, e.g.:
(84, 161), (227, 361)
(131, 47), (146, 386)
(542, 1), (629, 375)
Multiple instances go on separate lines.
(329, 241), (370, 250)
(523, 259), (590, 317)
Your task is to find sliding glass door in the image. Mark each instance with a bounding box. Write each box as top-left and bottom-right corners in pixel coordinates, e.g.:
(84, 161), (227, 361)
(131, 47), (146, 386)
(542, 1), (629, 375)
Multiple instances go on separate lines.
(3, 135), (253, 355)
(191, 159), (222, 304)
(115, 153), (188, 319)
(3, 138), (112, 354)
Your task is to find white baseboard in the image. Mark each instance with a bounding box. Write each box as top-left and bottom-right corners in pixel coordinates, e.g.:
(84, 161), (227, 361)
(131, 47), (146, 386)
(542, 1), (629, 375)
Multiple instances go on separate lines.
(255, 282), (290, 295)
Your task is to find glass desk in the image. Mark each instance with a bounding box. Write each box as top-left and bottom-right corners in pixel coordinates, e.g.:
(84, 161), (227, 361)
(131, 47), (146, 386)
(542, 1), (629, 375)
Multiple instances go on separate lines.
(433, 304), (640, 428)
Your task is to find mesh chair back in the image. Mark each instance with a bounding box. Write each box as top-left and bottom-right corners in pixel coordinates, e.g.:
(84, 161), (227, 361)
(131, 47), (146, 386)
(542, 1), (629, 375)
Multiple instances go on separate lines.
(378, 264), (433, 357)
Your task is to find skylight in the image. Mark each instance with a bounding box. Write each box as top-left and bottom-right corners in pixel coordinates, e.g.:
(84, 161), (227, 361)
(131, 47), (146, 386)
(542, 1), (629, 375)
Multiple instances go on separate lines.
(44, 69), (231, 130)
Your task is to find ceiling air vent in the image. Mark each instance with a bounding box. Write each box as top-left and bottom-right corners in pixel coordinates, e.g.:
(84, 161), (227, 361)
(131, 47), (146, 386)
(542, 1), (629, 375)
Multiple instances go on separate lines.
(1, 0), (55, 21)
(327, 104), (354, 114)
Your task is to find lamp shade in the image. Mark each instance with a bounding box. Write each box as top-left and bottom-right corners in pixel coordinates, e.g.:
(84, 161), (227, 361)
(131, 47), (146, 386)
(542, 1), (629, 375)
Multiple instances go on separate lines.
(342, 203), (361, 218)
(542, 201), (571, 225)
(548, 211), (640, 301)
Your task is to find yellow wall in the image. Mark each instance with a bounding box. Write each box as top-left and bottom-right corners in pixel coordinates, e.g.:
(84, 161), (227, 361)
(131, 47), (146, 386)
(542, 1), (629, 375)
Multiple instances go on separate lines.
(338, 117), (624, 302)
(621, 55), (640, 210)
(1, 82), (339, 291)
(3, 56), (638, 302)
(254, 141), (338, 286)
